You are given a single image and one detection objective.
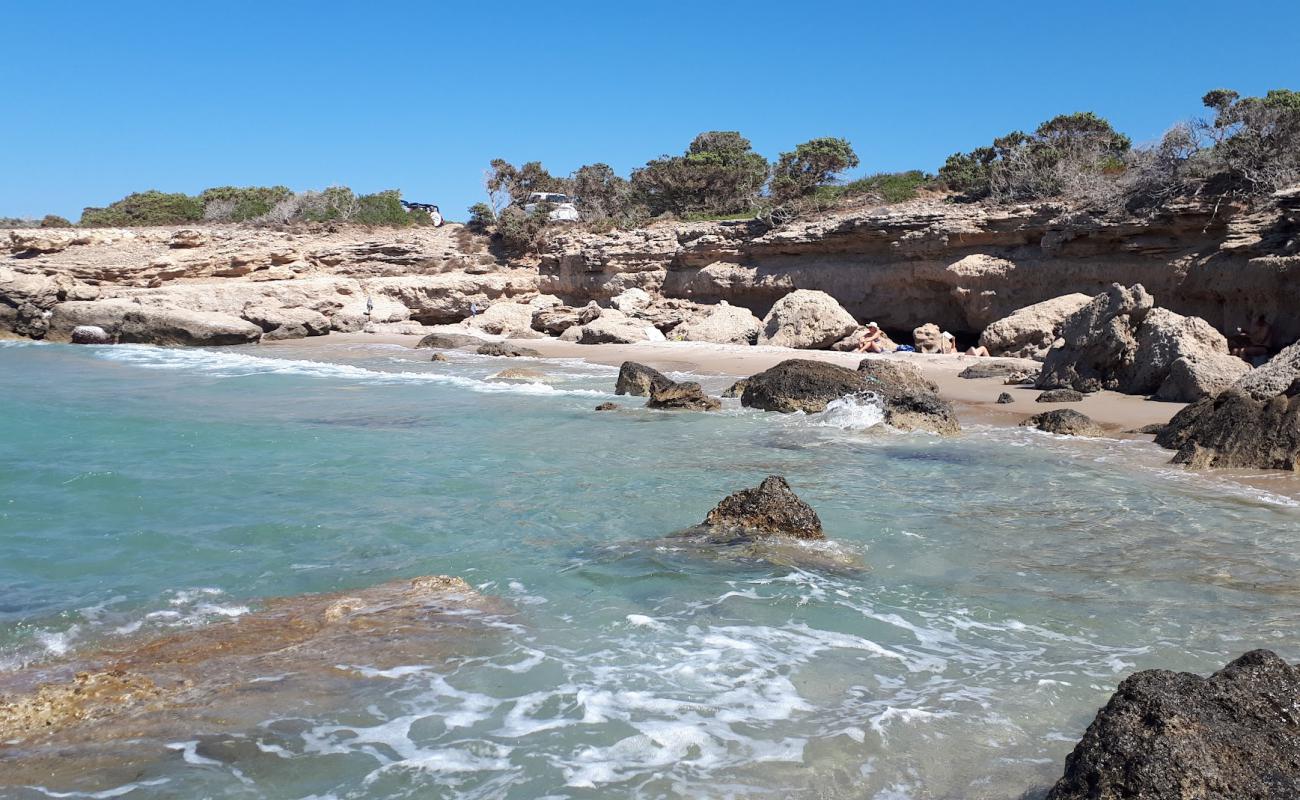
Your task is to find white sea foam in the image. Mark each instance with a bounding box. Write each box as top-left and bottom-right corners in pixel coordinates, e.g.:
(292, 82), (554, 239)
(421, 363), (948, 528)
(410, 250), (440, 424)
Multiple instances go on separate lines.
(813, 394), (886, 430)
(24, 778), (171, 798)
(91, 345), (610, 398)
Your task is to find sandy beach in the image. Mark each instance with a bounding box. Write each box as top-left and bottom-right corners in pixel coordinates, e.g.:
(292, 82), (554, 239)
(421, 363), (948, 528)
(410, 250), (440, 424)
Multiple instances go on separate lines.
(317, 330), (1185, 433)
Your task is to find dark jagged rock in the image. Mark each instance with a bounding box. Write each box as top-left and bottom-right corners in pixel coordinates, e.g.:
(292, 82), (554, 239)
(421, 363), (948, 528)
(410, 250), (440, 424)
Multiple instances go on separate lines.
(1037, 388), (1085, 403)
(594, 402), (619, 411)
(614, 361), (675, 397)
(740, 359), (868, 413)
(646, 381), (721, 411)
(856, 359), (938, 398)
(476, 342), (541, 358)
(1047, 649), (1300, 800)
(1133, 422), (1166, 435)
(415, 332), (480, 349)
(430, 352), (449, 362)
(996, 392), (1014, 404)
(1021, 409), (1105, 437)
(882, 391), (962, 435)
(1155, 386), (1300, 470)
(702, 476), (823, 540)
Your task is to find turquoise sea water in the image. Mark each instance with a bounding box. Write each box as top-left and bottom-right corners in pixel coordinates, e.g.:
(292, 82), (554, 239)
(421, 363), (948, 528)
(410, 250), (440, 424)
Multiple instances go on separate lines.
(2, 339), (1299, 799)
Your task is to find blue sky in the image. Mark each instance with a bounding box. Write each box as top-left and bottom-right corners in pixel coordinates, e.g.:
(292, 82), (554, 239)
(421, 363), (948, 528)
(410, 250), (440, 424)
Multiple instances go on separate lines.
(3, 0), (1297, 221)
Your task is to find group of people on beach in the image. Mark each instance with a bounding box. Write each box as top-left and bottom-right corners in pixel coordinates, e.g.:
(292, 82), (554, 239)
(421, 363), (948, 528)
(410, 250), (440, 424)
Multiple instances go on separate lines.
(854, 322), (990, 357)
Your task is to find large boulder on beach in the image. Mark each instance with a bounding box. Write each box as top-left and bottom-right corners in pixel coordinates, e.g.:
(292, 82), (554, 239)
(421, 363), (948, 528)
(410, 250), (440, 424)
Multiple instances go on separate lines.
(1155, 386), (1300, 470)
(912, 323), (943, 354)
(1037, 284), (1234, 400)
(674, 301), (762, 345)
(608, 287), (653, 314)
(415, 332), (481, 350)
(646, 381), (721, 411)
(979, 293), (1092, 360)
(49, 300), (262, 346)
(476, 342), (541, 358)
(1234, 340), (1300, 400)
(615, 361), (674, 397)
(760, 290), (858, 349)
(464, 302), (542, 338)
(531, 304), (584, 335)
(242, 305), (330, 340)
(1155, 352), (1251, 402)
(1020, 409), (1105, 437)
(740, 359), (869, 413)
(1047, 649), (1300, 800)
(702, 476), (823, 540)
(575, 309), (666, 344)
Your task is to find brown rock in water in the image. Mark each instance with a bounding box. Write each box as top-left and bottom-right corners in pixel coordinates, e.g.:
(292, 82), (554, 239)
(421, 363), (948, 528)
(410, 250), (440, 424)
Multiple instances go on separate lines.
(594, 402), (619, 411)
(882, 392), (962, 435)
(1155, 386), (1300, 470)
(415, 332), (481, 349)
(741, 359), (868, 413)
(70, 325), (111, 344)
(996, 392), (1014, 404)
(857, 359), (938, 398)
(722, 378), (749, 398)
(646, 381), (721, 411)
(615, 361), (674, 397)
(430, 352), (449, 362)
(1021, 409), (1105, 437)
(703, 476), (823, 540)
(0, 576), (505, 791)
(1047, 650), (1300, 800)
(476, 342), (541, 358)
(1037, 388), (1085, 403)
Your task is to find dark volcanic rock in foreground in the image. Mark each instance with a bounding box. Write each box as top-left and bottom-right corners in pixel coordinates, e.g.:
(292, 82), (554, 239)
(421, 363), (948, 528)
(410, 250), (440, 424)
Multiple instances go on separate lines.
(702, 476), (823, 540)
(1047, 649), (1300, 800)
(615, 360), (675, 397)
(1155, 386), (1300, 470)
(740, 359), (867, 413)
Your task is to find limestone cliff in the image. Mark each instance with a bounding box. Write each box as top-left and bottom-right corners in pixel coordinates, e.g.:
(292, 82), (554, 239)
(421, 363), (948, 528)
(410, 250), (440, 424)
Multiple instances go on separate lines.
(540, 189), (1300, 343)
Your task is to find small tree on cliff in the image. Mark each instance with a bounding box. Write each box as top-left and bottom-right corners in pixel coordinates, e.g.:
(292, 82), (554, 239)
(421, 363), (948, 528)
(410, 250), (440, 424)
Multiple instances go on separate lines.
(484, 159), (565, 214)
(630, 131), (769, 216)
(568, 163), (631, 221)
(770, 138), (860, 203)
(1196, 88), (1300, 196)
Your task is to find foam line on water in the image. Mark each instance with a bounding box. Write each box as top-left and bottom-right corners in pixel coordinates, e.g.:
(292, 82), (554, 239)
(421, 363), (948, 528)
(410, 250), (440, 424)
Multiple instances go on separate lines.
(90, 345), (610, 397)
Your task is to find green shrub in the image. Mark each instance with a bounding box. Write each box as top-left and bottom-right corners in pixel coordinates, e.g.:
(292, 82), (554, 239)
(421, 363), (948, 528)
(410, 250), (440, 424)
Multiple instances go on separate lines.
(199, 185), (293, 221)
(80, 190), (205, 226)
(771, 137), (860, 203)
(467, 202), (496, 231)
(39, 214), (73, 228)
(631, 131), (769, 217)
(354, 190), (414, 226)
(494, 206), (550, 255)
(820, 170), (932, 204)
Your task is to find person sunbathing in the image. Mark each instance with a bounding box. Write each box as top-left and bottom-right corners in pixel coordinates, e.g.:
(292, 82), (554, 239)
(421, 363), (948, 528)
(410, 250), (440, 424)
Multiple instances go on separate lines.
(855, 322), (895, 354)
(965, 345), (991, 357)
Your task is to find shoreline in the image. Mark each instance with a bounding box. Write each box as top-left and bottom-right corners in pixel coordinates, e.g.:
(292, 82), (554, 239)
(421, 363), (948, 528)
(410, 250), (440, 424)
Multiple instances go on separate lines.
(315, 330), (1185, 433)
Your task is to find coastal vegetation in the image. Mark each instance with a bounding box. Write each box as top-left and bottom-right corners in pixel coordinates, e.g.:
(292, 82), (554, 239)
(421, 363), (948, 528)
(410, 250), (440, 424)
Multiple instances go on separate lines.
(77, 186), (432, 228)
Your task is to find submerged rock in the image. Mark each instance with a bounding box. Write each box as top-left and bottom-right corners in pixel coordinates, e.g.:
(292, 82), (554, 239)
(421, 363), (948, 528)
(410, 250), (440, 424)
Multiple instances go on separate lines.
(721, 378), (749, 398)
(646, 381), (721, 411)
(430, 352), (449, 362)
(996, 392), (1015, 404)
(476, 342), (541, 358)
(1021, 409), (1105, 437)
(1155, 386), (1300, 470)
(702, 476), (823, 540)
(1047, 649), (1300, 800)
(615, 361), (674, 397)
(1037, 388), (1085, 403)
(882, 391), (961, 435)
(594, 401), (619, 411)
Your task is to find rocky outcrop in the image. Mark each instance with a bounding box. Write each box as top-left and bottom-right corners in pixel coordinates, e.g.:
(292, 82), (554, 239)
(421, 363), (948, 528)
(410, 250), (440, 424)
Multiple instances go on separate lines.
(979, 293), (1092, 359)
(48, 300), (263, 346)
(464, 301), (542, 338)
(701, 476), (823, 540)
(1155, 387), (1300, 470)
(1235, 340), (1300, 400)
(1155, 352), (1251, 402)
(476, 342), (541, 358)
(615, 361), (674, 396)
(1021, 409), (1105, 436)
(760, 289), (858, 349)
(571, 308), (666, 344)
(881, 391), (962, 435)
(531, 304), (587, 335)
(740, 359), (869, 413)
(167, 229), (209, 249)
(1047, 649), (1300, 800)
(1037, 388), (1084, 403)
(673, 301), (762, 345)
(1037, 284), (1237, 401)
(415, 331), (482, 349)
(540, 194), (1300, 349)
(957, 360), (1038, 381)
(856, 359), (939, 398)
(646, 381), (721, 411)
(243, 304), (331, 339)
